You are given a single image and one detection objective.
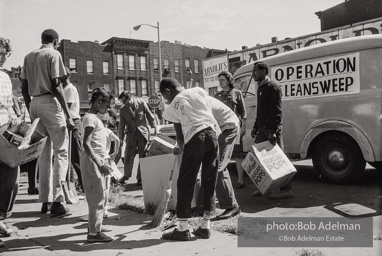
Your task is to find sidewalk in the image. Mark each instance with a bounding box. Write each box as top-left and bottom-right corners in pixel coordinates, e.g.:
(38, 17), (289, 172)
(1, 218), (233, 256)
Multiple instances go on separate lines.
(1, 161), (381, 256)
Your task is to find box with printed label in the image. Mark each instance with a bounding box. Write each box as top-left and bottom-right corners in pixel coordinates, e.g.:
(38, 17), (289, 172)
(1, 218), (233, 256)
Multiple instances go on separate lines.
(241, 141), (296, 195)
(0, 122), (47, 168)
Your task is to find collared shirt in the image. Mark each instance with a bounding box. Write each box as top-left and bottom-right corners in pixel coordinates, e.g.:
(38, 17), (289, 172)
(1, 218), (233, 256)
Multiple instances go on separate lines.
(63, 83), (81, 119)
(163, 87), (220, 144)
(0, 70), (13, 126)
(22, 44), (66, 97)
(215, 88), (247, 120)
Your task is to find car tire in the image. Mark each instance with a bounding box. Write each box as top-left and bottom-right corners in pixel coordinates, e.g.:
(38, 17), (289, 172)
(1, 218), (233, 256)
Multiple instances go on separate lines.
(312, 133), (366, 184)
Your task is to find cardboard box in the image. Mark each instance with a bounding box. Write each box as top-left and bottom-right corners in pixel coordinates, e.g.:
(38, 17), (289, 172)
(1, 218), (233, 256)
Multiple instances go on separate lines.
(140, 154), (181, 211)
(241, 141), (297, 195)
(146, 136), (176, 157)
(0, 122), (47, 168)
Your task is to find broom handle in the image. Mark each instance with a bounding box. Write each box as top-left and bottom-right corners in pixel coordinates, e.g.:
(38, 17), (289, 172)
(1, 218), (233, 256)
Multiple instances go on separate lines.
(168, 154), (180, 182)
(66, 129), (72, 182)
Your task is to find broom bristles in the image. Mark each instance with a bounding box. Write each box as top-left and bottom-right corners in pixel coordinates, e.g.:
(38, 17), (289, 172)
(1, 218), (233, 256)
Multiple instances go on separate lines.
(150, 187), (171, 227)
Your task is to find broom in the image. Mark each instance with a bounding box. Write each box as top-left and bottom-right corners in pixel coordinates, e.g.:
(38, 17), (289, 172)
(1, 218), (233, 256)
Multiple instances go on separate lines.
(150, 155), (178, 227)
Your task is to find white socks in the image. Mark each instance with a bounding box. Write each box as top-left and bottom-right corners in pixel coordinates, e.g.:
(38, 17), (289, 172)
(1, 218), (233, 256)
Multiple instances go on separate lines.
(201, 212), (211, 229)
(178, 218), (189, 231)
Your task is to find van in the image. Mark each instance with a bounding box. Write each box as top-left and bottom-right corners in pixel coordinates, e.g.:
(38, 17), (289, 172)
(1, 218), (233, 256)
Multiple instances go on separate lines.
(234, 35), (382, 184)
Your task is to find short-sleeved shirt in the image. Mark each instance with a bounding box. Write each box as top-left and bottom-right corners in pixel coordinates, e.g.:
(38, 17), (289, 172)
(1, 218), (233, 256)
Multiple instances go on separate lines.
(0, 71), (13, 126)
(63, 83), (80, 119)
(207, 95), (239, 131)
(163, 87), (220, 144)
(82, 113), (107, 158)
(22, 44), (66, 97)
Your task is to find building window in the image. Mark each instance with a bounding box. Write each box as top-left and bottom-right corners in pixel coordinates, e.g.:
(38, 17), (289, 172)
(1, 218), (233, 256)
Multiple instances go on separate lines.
(195, 81), (200, 87)
(69, 58), (77, 73)
(118, 79), (125, 95)
(104, 83), (110, 91)
(175, 60), (179, 73)
(153, 58), (159, 70)
(154, 80), (160, 94)
(140, 56), (147, 71)
(194, 59), (199, 73)
(129, 55), (136, 70)
(141, 80), (147, 96)
(164, 59), (170, 70)
(86, 60), (93, 74)
(103, 62), (109, 75)
(117, 54), (124, 69)
(185, 59), (190, 69)
(130, 80), (136, 95)
(87, 82), (94, 92)
(186, 80), (191, 88)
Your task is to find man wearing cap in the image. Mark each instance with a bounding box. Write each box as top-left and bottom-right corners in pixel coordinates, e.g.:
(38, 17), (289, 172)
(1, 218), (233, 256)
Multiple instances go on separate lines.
(62, 67), (83, 192)
(22, 29), (74, 216)
(250, 61), (293, 199)
(118, 91), (157, 185)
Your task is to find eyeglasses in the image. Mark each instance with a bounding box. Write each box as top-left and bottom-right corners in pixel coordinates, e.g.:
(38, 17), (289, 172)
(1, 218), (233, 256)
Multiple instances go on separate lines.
(0, 51), (11, 57)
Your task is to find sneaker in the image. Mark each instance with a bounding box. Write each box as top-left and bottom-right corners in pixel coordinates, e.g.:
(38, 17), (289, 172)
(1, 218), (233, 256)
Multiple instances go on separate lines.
(0, 222), (12, 237)
(268, 190), (293, 199)
(28, 187), (39, 195)
(216, 206), (241, 220)
(87, 232), (113, 243)
(162, 228), (191, 241)
(50, 203), (69, 216)
(193, 227), (211, 239)
(41, 202), (52, 214)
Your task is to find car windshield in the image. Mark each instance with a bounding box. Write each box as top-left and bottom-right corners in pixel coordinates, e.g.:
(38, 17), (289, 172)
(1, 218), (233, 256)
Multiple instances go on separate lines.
(234, 75), (257, 98)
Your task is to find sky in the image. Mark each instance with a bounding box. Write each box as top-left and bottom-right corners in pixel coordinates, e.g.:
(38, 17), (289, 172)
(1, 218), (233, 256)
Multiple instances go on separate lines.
(0, 0), (344, 70)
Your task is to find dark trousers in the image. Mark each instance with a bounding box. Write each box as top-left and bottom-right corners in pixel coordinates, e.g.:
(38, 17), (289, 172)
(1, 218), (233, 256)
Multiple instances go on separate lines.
(256, 129), (292, 190)
(177, 127), (219, 218)
(124, 130), (147, 180)
(71, 118), (83, 190)
(0, 163), (19, 220)
(20, 159), (37, 189)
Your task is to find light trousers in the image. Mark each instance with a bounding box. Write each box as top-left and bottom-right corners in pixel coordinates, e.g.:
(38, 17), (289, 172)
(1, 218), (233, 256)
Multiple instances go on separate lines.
(30, 95), (68, 203)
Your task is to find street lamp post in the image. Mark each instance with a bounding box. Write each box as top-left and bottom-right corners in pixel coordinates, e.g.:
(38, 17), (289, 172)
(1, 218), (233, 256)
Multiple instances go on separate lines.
(133, 21), (162, 82)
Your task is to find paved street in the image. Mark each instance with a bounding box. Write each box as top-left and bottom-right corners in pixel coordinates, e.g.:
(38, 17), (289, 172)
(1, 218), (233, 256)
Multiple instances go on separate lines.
(0, 158), (381, 256)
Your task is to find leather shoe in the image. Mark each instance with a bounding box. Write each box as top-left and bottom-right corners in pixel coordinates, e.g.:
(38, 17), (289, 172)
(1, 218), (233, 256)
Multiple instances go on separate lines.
(216, 206), (240, 220)
(236, 182), (245, 189)
(28, 187), (39, 195)
(193, 227), (210, 239)
(162, 228), (191, 241)
(119, 176), (129, 185)
(41, 202), (52, 214)
(251, 191), (262, 197)
(50, 202), (69, 216)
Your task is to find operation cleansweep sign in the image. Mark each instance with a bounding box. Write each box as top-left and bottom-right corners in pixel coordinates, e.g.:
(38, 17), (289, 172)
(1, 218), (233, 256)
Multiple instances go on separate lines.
(270, 53), (360, 100)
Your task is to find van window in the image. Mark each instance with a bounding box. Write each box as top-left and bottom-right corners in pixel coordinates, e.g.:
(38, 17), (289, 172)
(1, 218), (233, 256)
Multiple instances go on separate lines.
(235, 75), (256, 98)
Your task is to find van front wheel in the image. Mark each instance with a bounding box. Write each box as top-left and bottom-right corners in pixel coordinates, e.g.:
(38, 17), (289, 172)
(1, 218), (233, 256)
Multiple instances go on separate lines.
(312, 134), (366, 184)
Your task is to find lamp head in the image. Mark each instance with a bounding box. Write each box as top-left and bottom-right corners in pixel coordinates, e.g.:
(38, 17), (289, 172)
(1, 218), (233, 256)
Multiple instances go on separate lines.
(133, 25), (141, 31)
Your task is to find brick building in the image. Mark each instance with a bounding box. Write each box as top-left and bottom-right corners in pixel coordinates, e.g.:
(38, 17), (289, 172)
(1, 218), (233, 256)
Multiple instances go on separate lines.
(56, 37), (224, 113)
(315, 0), (382, 31)
(57, 40), (113, 111)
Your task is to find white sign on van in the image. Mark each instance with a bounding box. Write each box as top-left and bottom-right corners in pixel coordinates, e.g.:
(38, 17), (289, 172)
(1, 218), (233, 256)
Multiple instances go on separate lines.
(271, 53), (360, 100)
(202, 54), (229, 91)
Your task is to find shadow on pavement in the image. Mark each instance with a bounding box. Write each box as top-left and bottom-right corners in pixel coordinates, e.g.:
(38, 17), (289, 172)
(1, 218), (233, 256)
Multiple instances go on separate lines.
(228, 163), (382, 217)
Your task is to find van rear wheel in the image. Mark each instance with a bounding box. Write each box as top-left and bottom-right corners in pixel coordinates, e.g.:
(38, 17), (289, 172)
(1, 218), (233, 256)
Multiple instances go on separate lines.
(312, 134), (366, 184)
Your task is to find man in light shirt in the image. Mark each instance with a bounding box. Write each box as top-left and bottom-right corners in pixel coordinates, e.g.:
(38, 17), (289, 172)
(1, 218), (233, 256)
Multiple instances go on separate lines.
(62, 67), (83, 192)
